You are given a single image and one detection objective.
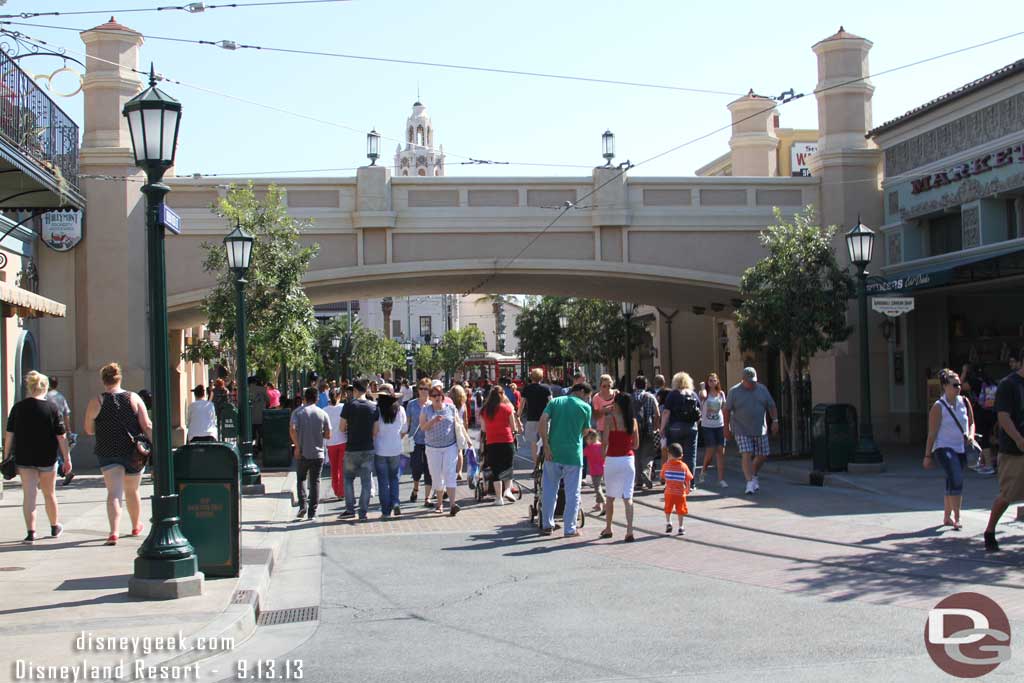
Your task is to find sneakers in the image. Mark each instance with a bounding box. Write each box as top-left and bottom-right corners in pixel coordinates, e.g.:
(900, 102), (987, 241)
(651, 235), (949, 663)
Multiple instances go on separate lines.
(977, 466), (996, 475)
(339, 510), (356, 518)
(296, 507), (307, 519)
(50, 523), (64, 539)
(393, 505), (402, 516)
(665, 523), (672, 533)
(718, 480), (729, 489)
(751, 476), (760, 492)
(677, 527), (686, 536)
(494, 498), (505, 506)
(23, 531), (35, 545)
(744, 481), (755, 495)
(984, 531), (1000, 552)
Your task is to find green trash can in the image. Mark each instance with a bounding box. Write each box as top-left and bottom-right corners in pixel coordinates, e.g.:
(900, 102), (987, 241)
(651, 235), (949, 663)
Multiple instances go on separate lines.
(261, 408), (293, 469)
(811, 403), (857, 472)
(218, 403), (239, 442)
(173, 442), (241, 578)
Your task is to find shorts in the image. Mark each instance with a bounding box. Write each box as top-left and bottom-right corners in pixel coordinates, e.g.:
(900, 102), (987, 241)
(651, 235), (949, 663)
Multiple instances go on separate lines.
(603, 455), (635, 499)
(997, 454), (1024, 503)
(664, 493), (688, 516)
(701, 426), (725, 448)
(99, 456), (145, 476)
(17, 463), (57, 472)
(735, 434), (771, 458)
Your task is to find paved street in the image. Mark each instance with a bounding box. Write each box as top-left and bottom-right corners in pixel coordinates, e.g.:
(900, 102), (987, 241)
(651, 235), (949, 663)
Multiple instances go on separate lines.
(277, 450), (1024, 682)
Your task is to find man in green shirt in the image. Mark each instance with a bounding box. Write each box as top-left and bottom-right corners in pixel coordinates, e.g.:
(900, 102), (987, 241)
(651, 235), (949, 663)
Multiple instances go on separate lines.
(538, 382), (593, 537)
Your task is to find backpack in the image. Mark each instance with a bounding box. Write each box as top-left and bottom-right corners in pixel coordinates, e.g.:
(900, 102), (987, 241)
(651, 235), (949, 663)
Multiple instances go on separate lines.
(670, 391), (701, 424)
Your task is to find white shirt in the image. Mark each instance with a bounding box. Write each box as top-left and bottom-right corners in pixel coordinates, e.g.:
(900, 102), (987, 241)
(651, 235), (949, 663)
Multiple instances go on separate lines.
(400, 385), (414, 403)
(186, 399), (218, 439)
(701, 391), (725, 428)
(935, 395), (968, 453)
(374, 405), (407, 457)
(324, 403), (346, 446)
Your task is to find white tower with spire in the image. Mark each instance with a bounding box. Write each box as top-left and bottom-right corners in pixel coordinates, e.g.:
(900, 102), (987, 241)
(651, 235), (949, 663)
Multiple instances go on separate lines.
(394, 100), (445, 176)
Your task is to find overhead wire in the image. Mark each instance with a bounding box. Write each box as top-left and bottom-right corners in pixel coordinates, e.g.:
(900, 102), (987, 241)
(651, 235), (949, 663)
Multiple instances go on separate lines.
(461, 28), (1024, 295)
(0, 1), (351, 20)
(3, 29), (596, 172)
(1, 20), (747, 97)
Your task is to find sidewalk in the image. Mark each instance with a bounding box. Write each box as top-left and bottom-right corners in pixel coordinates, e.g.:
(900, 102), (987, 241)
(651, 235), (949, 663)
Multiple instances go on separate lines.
(0, 469), (296, 683)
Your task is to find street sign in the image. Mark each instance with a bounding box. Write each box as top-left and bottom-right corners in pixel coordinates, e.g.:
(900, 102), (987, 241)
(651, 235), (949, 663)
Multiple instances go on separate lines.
(871, 296), (915, 317)
(160, 205), (181, 234)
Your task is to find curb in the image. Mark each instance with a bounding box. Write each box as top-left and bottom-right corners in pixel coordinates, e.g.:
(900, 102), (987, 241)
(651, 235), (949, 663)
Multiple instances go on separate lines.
(127, 471), (296, 678)
(761, 459), (886, 495)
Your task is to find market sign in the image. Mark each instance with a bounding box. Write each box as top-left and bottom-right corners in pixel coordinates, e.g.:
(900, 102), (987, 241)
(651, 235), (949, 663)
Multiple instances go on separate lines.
(871, 296), (915, 317)
(910, 142), (1023, 195)
(790, 141), (817, 177)
(41, 209), (83, 251)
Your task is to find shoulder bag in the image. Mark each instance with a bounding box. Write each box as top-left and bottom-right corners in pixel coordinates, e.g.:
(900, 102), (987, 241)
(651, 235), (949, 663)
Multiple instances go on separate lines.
(939, 397), (982, 457)
(454, 408), (470, 451)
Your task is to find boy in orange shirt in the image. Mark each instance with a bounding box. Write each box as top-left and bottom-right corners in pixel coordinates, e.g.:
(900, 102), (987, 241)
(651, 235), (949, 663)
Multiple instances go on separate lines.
(660, 443), (693, 535)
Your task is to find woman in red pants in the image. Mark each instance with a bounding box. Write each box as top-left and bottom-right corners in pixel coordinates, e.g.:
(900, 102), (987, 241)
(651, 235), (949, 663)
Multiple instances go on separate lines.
(324, 388), (347, 499)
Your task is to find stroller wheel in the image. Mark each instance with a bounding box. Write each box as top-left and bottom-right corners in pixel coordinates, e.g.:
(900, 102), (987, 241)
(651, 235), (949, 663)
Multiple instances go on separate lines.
(515, 484), (523, 500)
(577, 507), (586, 528)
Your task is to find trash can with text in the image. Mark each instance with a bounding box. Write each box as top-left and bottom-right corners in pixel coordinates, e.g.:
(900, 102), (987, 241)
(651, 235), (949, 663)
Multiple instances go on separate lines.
(173, 442), (240, 578)
(811, 404), (857, 472)
(261, 408), (293, 469)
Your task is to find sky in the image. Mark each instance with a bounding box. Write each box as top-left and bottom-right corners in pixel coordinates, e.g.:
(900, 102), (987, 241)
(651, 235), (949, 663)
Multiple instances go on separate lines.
(4, 0), (1023, 180)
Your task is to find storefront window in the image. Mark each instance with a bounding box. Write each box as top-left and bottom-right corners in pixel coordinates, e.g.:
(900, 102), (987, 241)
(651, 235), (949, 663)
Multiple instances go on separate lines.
(928, 213), (963, 256)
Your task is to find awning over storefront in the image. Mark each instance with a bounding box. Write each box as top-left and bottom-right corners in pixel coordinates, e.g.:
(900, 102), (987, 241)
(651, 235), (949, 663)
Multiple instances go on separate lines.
(870, 245), (1024, 294)
(0, 281), (65, 318)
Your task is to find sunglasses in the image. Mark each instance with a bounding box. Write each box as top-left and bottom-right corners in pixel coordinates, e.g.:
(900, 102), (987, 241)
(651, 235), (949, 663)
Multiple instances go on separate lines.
(418, 387), (429, 391)
(951, 382), (962, 388)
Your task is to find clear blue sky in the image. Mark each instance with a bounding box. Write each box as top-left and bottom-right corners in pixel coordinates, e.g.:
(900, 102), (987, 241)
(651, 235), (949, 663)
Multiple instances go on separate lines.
(8, 0), (1024, 178)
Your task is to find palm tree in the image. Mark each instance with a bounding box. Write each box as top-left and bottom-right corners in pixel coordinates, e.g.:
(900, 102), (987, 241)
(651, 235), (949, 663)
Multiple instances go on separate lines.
(476, 293), (507, 352)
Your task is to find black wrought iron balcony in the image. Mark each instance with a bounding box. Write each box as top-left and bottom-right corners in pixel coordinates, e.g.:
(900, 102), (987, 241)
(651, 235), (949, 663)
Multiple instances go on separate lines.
(0, 48), (82, 208)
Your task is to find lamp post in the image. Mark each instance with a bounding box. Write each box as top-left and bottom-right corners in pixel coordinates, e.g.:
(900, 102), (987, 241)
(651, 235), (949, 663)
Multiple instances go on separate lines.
(846, 219), (882, 465)
(366, 129), (381, 165)
(331, 336), (341, 380)
(403, 341), (415, 381)
(122, 65), (201, 596)
(621, 301), (636, 390)
(602, 130), (615, 167)
(224, 222), (262, 492)
(497, 331), (506, 355)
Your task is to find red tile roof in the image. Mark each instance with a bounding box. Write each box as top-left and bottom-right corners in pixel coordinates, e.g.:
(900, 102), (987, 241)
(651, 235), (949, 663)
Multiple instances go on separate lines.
(85, 16), (140, 34)
(868, 58), (1024, 138)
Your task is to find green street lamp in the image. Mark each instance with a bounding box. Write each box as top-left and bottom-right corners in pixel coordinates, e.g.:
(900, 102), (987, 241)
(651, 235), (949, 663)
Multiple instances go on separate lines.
(224, 221), (262, 492)
(621, 301), (636, 390)
(123, 65), (200, 595)
(846, 218), (882, 465)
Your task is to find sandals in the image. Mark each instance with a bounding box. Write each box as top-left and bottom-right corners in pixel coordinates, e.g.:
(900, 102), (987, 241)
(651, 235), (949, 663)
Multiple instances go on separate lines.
(599, 529), (613, 539)
(624, 534), (635, 543)
(449, 503), (461, 517)
(131, 524), (144, 537)
(104, 534), (118, 546)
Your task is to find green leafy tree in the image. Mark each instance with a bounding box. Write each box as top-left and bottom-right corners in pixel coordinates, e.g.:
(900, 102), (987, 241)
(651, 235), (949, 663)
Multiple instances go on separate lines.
(313, 317), (357, 380)
(563, 298), (628, 370)
(185, 183), (319, 379)
(515, 296), (568, 366)
(415, 344), (441, 379)
(735, 207), (855, 446)
(437, 326), (486, 379)
(350, 328), (405, 378)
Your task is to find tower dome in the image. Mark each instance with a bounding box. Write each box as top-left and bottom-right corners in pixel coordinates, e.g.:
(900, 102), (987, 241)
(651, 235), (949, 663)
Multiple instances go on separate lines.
(394, 99), (445, 176)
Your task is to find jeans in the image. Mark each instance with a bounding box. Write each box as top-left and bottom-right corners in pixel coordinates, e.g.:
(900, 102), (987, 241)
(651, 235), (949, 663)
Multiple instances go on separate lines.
(634, 435), (657, 488)
(296, 457), (324, 515)
(343, 449), (374, 517)
(541, 461), (583, 536)
(933, 448), (966, 495)
(667, 423), (699, 478)
(374, 455), (401, 516)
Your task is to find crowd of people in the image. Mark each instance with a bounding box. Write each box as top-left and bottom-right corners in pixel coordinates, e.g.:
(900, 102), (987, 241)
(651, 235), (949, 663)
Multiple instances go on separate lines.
(6, 352), (1024, 553)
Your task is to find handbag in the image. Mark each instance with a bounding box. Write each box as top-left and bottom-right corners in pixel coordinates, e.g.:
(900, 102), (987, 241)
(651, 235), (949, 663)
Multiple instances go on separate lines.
(1, 453), (16, 480)
(455, 417), (470, 451)
(939, 398), (982, 457)
(124, 425), (152, 471)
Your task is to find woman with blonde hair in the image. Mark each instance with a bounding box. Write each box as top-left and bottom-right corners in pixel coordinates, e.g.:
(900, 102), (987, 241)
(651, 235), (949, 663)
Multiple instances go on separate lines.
(660, 371), (702, 486)
(450, 384), (470, 482)
(591, 374), (618, 432)
(5, 371), (70, 543)
(83, 362), (152, 545)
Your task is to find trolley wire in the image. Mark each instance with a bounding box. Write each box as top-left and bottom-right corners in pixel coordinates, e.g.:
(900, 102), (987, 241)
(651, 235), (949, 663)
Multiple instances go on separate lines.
(0, 1), (351, 20)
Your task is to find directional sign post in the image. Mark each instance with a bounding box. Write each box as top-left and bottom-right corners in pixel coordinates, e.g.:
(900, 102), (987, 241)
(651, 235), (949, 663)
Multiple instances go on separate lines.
(160, 205), (181, 235)
(871, 296), (914, 317)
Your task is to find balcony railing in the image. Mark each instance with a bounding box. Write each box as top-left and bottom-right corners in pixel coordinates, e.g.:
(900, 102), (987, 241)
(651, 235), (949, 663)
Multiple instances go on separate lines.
(0, 49), (80, 191)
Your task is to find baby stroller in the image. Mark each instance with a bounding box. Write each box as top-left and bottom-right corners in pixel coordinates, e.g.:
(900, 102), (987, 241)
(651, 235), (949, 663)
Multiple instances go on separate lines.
(473, 447), (524, 503)
(528, 455), (585, 529)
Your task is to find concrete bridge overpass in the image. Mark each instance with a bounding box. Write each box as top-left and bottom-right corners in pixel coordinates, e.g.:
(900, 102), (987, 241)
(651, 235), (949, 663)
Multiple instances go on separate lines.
(164, 170), (819, 328)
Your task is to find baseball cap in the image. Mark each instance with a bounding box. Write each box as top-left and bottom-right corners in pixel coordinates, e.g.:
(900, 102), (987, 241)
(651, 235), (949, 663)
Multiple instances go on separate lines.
(742, 367), (758, 382)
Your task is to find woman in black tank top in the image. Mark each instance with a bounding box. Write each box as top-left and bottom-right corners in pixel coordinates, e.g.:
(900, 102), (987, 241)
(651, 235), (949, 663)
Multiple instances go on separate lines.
(84, 363), (153, 545)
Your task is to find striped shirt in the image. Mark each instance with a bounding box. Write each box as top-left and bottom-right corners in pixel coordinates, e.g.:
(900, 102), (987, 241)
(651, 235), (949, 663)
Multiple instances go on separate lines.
(660, 459), (692, 497)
